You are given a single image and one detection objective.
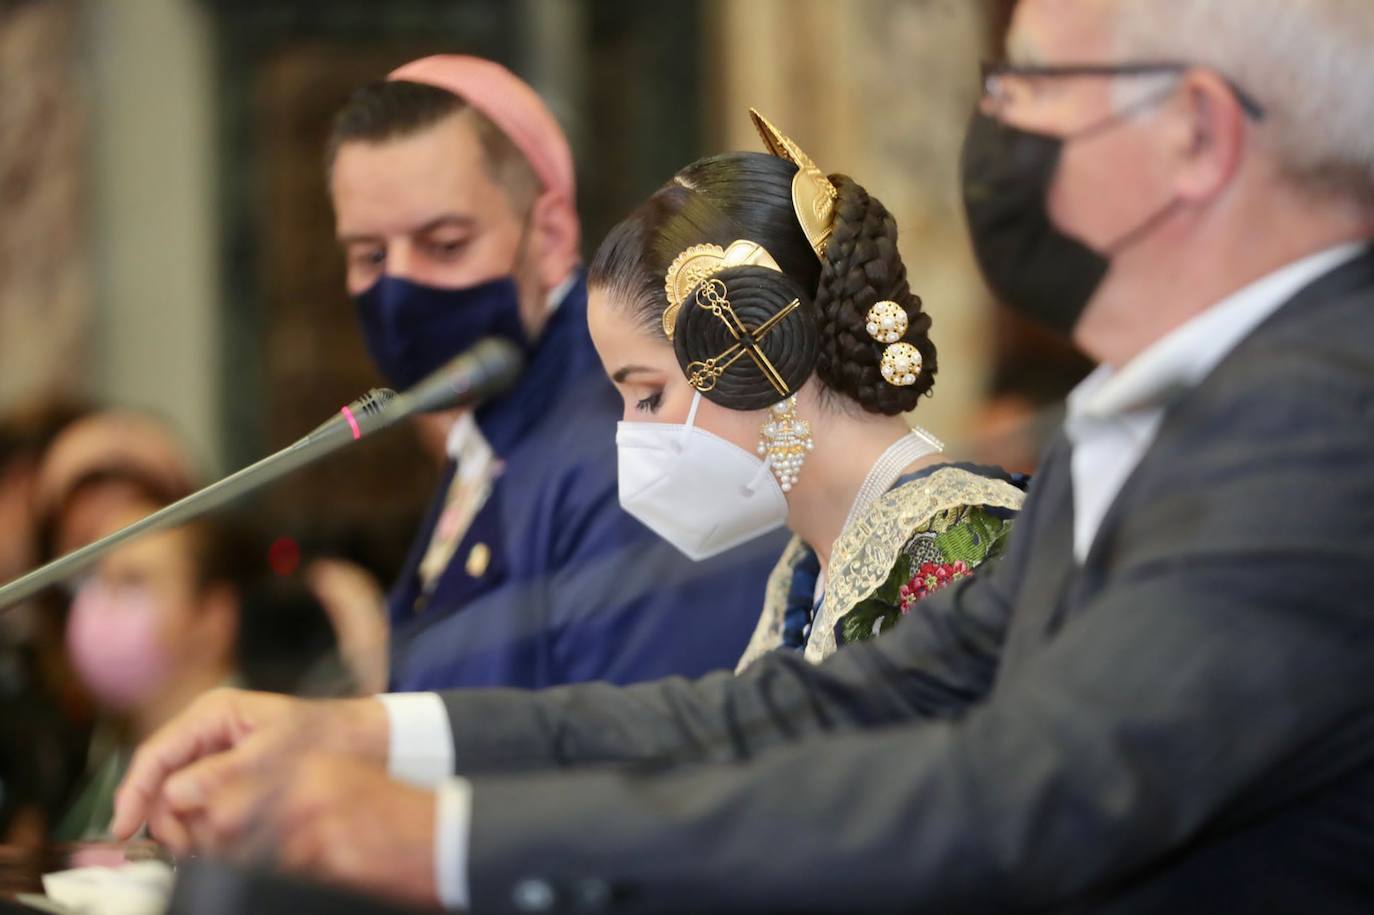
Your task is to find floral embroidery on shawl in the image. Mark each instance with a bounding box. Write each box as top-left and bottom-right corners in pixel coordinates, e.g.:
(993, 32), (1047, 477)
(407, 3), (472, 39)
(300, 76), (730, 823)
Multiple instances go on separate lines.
(736, 465), (1025, 670)
(837, 503), (1014, 646)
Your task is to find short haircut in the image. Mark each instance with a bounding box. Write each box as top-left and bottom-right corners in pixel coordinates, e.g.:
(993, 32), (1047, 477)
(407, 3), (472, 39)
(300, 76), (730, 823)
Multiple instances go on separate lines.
(1112, 0), (1374, 200)
(325, 79), (541, 212)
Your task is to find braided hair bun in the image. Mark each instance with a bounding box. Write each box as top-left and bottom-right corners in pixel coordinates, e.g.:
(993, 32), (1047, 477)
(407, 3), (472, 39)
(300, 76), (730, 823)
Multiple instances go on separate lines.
(673, 265), (819, 412)
(812, 175), (937, 415)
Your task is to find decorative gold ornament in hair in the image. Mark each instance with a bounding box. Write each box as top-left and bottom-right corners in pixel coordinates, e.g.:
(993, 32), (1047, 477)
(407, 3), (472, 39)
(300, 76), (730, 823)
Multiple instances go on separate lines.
(748, 108), (839, 261)
(865, 301), (908, 345)
(866, 301), (920, 388)
(662, 239), (782, 340)
(879, 341), (923, 388)
(684, 277), (799, 398)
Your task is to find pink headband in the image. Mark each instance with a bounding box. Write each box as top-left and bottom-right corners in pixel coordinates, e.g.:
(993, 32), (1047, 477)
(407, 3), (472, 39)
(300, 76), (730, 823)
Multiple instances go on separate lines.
(388, 54), (576, 210)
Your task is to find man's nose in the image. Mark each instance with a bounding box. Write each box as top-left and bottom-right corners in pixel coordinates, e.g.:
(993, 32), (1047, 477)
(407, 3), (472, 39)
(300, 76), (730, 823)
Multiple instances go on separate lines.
(384, 240), (419, 281)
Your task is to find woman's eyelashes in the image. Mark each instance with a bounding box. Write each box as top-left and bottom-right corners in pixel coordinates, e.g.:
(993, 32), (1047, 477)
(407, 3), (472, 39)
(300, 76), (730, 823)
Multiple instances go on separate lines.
(635, 391), (664, 414)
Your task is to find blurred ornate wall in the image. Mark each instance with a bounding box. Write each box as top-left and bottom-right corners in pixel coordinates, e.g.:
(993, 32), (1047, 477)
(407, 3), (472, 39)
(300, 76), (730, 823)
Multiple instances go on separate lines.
(0, 0), (88, 412)
(707, 0), (992, 444)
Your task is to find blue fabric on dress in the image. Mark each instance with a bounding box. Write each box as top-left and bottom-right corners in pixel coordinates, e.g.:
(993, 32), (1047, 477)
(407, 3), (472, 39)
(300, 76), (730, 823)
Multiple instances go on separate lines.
(780, 463), (1030, 657)
(386, 274), (787, 690)
(780, 550), (821, 651)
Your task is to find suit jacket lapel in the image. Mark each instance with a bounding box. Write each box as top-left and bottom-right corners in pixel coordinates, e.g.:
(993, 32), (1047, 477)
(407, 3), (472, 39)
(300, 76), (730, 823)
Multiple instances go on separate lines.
(386, 459), (459, 624)
(1006, 435), (1079, 642)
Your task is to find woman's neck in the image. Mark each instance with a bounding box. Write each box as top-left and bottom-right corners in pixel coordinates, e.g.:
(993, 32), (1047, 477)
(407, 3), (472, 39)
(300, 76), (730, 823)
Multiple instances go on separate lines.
(784, 406), (934, 573)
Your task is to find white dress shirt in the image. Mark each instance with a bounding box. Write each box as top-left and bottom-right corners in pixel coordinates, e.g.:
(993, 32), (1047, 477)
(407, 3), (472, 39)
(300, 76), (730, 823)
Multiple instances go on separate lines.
(375, 241), (1364, 912)
(1065, 242), (1364, 561)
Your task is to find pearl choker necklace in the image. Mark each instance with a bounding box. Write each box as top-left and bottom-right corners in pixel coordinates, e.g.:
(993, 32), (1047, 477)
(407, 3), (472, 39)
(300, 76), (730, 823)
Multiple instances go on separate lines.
(839, 428), (944, 537)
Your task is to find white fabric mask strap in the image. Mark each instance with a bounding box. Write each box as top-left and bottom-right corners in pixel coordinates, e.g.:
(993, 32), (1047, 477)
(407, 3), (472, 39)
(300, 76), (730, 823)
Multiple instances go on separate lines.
(676, 391), (704, 451)
(743, 454), (776, 496)
(676, 392), (776, 496)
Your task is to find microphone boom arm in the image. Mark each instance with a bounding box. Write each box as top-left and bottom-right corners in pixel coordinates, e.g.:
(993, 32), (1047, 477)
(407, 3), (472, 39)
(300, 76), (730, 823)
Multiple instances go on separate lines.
(0, 337), (523, 611)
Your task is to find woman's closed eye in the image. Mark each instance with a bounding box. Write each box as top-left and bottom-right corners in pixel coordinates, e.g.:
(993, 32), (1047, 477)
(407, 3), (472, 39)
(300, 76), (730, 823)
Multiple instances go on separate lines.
(635, 392), (664, 414)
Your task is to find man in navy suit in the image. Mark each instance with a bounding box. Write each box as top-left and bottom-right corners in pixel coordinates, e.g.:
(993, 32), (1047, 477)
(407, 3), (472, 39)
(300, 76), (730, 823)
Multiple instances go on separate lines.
(325, 55), (780, 691)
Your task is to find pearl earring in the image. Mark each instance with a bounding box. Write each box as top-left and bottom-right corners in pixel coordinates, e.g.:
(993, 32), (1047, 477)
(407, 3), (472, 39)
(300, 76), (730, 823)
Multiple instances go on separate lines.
(757, 396), (813, 492)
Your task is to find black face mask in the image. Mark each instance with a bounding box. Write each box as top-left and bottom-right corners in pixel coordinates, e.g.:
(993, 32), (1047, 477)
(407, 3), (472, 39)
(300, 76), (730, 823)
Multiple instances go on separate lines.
(960, 106), (1180, 336)
(960, 112), (1110, 336)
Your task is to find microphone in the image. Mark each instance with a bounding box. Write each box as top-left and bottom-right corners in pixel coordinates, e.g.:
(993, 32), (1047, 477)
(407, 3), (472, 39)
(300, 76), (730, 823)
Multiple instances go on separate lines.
(304, 387), (397, 443)
(0, 337), (524, 610)
(397, 335), (525, 414)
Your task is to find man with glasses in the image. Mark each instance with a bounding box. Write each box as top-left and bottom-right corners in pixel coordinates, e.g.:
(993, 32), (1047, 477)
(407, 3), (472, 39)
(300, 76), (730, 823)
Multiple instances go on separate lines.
(115, 4), (1374, 912)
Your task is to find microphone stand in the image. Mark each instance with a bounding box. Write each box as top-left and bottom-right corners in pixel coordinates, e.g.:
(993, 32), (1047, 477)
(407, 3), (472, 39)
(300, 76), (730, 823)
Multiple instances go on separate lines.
(0, 337), (522, 611)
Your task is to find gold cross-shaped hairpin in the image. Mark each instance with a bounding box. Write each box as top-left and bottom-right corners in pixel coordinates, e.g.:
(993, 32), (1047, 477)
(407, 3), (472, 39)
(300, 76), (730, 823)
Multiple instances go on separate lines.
(685, 278), (800, 397)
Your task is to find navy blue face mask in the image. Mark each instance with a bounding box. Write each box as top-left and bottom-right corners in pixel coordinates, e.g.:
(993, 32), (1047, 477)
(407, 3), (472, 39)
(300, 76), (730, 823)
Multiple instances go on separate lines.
(353, 273), (529, 392)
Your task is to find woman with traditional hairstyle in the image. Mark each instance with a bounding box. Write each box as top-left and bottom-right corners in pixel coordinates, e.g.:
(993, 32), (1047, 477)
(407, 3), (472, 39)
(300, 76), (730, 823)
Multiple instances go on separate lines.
(588, 111), (1026, 666)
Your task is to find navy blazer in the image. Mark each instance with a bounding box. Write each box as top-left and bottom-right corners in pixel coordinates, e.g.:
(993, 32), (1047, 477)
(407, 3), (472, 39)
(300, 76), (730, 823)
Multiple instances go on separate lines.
(386, 276), (786, 691)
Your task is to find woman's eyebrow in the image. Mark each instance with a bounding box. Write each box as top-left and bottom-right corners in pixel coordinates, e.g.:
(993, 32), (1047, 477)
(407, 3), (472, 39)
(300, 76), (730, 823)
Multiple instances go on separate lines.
(612, 365), (658, 383)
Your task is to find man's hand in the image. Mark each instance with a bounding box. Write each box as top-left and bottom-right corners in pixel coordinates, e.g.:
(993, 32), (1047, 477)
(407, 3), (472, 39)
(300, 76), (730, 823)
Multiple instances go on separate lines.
(112, 688), (390, 846)
(185, 754), (439, 910)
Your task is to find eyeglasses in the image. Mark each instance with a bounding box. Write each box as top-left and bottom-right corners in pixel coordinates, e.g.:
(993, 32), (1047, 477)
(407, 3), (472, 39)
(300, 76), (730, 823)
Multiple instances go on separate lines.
(981, 61), (1267, 121)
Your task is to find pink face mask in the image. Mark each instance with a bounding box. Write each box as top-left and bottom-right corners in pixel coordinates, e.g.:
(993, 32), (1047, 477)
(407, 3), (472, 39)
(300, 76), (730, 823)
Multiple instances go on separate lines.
(66, 581), (173, 712)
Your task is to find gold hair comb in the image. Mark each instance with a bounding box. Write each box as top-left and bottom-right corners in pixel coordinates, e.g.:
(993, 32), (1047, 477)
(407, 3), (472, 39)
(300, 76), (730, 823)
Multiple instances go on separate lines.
(748, 108), (838, 261)
(662, 239), (781, 339)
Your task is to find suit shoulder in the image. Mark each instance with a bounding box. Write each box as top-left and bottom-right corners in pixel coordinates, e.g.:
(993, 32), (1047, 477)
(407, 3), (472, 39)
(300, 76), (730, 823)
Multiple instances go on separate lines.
(1198, 290), (1374, 435)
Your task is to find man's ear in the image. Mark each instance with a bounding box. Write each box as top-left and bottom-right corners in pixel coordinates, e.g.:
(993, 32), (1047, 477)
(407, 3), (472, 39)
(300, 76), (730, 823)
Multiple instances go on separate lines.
(529, 192), (582, 290)
(1173, 70), (1248, 204)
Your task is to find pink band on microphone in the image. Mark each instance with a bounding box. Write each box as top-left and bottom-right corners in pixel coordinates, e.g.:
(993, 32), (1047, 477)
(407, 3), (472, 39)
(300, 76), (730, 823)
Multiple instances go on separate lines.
(341, 406), (362, 441)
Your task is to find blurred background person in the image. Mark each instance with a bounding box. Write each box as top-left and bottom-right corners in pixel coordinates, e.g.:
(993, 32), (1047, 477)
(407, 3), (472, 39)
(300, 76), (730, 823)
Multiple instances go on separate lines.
(50, 492), (243, 840)
(29, 410), (346, 840)
(27, 409), (202, 841)
(32, 410), (199, 559)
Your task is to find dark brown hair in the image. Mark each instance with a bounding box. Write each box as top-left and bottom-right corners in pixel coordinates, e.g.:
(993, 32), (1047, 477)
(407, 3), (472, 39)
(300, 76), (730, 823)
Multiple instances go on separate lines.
(589, 152), (936, 415)
(325, 80), (540, 210)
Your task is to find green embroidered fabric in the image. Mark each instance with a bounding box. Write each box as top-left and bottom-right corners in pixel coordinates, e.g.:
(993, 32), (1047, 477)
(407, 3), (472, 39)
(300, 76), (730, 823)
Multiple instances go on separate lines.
(837, 504), (1014, 646)
(736, 466), (1025, 670)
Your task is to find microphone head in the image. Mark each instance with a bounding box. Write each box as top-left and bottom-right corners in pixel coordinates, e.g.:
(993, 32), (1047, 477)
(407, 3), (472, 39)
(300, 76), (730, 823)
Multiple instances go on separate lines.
(307, 387), (399, 441)
(355, 387), (398, 417)
(409, 337), (524, 413)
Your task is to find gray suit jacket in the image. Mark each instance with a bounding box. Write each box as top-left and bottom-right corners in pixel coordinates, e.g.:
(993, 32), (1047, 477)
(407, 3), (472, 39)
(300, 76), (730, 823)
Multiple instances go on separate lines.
(439, 252), (1374, 914)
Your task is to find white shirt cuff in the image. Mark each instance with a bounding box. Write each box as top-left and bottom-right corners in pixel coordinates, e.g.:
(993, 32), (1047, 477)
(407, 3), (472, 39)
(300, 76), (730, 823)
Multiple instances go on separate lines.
(435, 777), (473, 911)
(375, 692), (455, 788)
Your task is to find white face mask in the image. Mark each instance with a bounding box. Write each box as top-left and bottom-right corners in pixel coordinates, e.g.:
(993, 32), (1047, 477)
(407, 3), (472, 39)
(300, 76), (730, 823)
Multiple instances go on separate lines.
(616, 393), (788, 561)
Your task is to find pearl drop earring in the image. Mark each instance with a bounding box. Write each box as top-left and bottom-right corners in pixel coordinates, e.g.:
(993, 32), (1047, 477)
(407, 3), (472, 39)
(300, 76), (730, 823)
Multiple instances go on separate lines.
(757, 396), (814, 492)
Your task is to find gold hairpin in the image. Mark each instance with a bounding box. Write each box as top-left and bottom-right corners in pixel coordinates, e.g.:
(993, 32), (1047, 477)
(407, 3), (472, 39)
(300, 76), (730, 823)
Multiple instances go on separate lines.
(748, 108), (839, 261)
(684, 278), (799, 398)
(662, 239), (782, 340)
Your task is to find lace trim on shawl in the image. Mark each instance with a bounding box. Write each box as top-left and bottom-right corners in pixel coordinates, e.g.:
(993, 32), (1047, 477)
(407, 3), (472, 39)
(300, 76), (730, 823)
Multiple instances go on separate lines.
(735, 466), (1025, 670)
(806, 466), (1024, 662)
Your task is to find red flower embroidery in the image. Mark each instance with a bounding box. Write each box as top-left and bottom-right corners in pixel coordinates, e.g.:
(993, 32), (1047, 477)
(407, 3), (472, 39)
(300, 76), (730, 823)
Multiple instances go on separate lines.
(898, 560), (972, 613)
